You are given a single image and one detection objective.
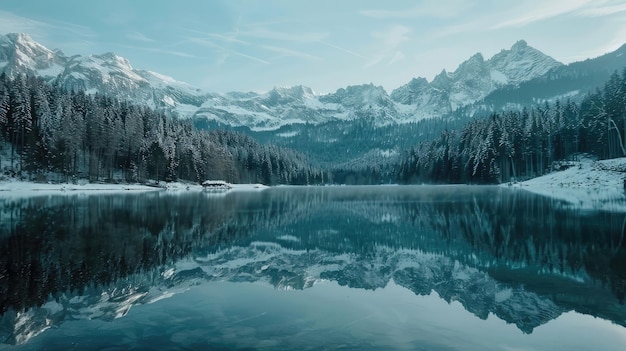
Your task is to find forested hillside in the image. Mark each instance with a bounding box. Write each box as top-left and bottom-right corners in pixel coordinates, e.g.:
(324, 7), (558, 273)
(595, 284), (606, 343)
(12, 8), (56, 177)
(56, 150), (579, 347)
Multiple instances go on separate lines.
(2, 67), (626, 186)
(0, 74), (329, 185)
(397, 70), (626, 184)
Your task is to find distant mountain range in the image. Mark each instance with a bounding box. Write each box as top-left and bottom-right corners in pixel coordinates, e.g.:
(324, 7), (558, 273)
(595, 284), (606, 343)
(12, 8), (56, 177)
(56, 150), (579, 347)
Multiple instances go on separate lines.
(2, 33), (625, 131)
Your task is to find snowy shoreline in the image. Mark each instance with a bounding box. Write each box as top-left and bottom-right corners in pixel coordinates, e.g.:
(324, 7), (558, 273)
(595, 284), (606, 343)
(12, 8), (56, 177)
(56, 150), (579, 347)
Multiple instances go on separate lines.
(0, 180), (269, 197)
(504, 157), (626, 212)
(0, 181), (162, 193)
(2, 158), (626, 213)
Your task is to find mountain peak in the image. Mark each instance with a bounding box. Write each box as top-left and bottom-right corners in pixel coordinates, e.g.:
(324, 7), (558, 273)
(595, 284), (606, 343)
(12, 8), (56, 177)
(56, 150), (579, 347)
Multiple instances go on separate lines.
(391, 40), (563, 113)
(4, 32), (52, 54)
(454, 53), (487, 74)
(262, 85), (317, 106)
(488, 40), (562, 87)
(6, 32), (35, 44)
(0, 32), (66, 79)
(270, 85), (316, 97)
(94, 52), (132, 68)
(455, 52), (488, 76)
(512, 39), (528, 51)
(96, 51), (121, 60)
(470, 52), (485, 62)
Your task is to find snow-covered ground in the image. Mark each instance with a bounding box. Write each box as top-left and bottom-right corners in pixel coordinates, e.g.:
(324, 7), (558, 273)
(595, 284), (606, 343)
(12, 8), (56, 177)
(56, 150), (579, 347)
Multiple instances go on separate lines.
(0, 180), (163, 198)
(4, 157), (625, 213)
(163, 181), (268, 192)
(0, 180), (269, 198)
(505, 157), (626, 212)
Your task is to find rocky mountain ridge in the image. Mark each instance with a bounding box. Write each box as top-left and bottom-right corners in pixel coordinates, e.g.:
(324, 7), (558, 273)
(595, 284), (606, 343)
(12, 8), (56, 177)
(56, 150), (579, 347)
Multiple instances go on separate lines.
(391, 40), (563, 114)
(0, 33), (207, 115)
(0, 33), (592, 131)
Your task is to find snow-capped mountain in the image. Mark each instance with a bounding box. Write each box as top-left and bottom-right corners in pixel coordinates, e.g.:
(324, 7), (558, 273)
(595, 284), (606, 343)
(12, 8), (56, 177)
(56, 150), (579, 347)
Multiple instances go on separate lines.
(391, 40), (563, 115)
(0, 33), (207, 115)
(489, 40), (562, 85)
(194, 85), (335, 129)
(195, 83), (403, 130)
(58, 52), (207, 110)
(200, 40), (563, 129)
(481, 42), (626, 110)
(2, 33), (622, 131)
(197, 40), (572, 129)
(0, 33), (67, 80)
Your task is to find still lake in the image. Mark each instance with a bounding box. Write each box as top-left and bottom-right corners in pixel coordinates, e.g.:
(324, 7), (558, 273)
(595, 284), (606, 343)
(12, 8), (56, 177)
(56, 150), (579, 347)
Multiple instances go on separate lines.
(1, 185), (625, 350)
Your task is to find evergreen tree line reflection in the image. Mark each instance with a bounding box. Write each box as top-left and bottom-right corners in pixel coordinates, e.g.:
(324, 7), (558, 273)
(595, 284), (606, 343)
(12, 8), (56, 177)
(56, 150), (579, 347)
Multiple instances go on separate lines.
(0, 187), (624, 327)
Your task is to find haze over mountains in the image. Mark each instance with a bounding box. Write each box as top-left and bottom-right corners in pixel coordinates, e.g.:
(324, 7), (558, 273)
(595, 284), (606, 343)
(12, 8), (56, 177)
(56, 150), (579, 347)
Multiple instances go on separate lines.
(2, 33), (625, 131)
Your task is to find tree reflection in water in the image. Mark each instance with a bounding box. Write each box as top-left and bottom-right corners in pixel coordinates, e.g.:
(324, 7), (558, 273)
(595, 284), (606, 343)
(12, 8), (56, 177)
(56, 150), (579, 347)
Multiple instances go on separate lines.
(0, 186), (624, 345)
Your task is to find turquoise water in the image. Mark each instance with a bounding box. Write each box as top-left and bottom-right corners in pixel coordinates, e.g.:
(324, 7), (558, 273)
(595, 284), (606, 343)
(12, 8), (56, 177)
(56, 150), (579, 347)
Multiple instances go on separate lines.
(1, 186), (625, 350)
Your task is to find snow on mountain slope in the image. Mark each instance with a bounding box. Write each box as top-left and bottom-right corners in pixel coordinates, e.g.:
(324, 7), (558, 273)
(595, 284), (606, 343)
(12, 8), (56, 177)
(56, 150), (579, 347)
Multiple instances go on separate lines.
(391, 40), (563, 115)
(57, 52), (207, 111)
(489, 40), (561, 85)
(0, 33), (66, 81)
(60, 52), (147, 93)
(193, 84), (404, 130)
(0, 33), (571, 130)
(0, 33), (207, 116)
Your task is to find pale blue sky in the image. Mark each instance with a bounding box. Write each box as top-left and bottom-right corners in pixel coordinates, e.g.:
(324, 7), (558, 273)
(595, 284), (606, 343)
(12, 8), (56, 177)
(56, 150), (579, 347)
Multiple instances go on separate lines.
(2, 0), (626, 93)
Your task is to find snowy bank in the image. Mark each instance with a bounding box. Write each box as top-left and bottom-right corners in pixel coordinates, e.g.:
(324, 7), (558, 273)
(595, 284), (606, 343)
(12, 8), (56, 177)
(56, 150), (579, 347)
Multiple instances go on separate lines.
(0, 180), (269, 198)
(163, 181), (268, 192)
(0, 181), (162, 197)
(505, 157), (626, 212)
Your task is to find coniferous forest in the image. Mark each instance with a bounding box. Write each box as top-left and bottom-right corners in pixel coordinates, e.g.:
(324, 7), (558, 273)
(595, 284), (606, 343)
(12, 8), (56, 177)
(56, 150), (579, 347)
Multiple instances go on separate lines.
(1, 70), (626, 186)
(396, 70), (626, 184)
(0, 73), (329, 185)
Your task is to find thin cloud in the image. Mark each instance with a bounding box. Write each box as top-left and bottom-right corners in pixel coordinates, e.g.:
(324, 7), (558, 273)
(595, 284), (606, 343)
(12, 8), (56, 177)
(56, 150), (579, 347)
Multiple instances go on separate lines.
(388, 51), (405, 65)
(260, 45), (322, 61)
(120, 44), (198, 59)
(361, 1), (471, 19)
(0, 10), (95, 53)
(364, 25), (412, 68)
(239, 26), (328, 43)
(320, 41), (368, 60)
(45, 18), (95, 38)
(207, 33), (249, 45)
(181, 28), (250, 46)
(579, 2), (626, 17)
(127, 31), (155, 43)
(491, 0), (594, 29)
(190, 37), (269, 65)
(231, 51), (270, 65)
(0, 10), (50, 37)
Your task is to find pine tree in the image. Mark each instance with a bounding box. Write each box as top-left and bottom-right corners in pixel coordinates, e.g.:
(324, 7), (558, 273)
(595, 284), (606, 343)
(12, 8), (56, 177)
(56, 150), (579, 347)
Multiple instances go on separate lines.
(9, 74), (33, 175)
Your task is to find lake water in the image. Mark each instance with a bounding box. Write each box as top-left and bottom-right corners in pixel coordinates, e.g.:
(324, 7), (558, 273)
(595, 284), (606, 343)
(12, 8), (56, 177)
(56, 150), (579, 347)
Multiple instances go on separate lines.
(1, 186), (625, 350)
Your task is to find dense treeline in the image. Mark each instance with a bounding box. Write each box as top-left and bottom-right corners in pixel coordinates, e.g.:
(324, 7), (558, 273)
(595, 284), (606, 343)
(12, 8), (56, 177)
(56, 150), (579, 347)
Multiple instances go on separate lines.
(397, 69), (626, 184)
(197, 111), (473, 166)
(0, 73), (328, 185)
(3, 68), (625, 186)
(210, 129), (330, 185)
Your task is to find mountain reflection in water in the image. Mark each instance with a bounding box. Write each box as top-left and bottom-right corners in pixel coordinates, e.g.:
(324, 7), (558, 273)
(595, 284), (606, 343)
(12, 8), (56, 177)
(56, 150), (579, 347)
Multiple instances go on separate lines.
(0, 186), (625, 349)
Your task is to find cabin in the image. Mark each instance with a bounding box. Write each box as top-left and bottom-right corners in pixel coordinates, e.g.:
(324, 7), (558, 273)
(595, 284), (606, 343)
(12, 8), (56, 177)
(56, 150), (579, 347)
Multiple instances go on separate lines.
(201, 180), (232, 191)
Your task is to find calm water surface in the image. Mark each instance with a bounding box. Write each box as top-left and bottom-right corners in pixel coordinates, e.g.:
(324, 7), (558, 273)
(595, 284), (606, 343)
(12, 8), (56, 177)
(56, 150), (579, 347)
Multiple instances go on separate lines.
(0, 186), (625, 350)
